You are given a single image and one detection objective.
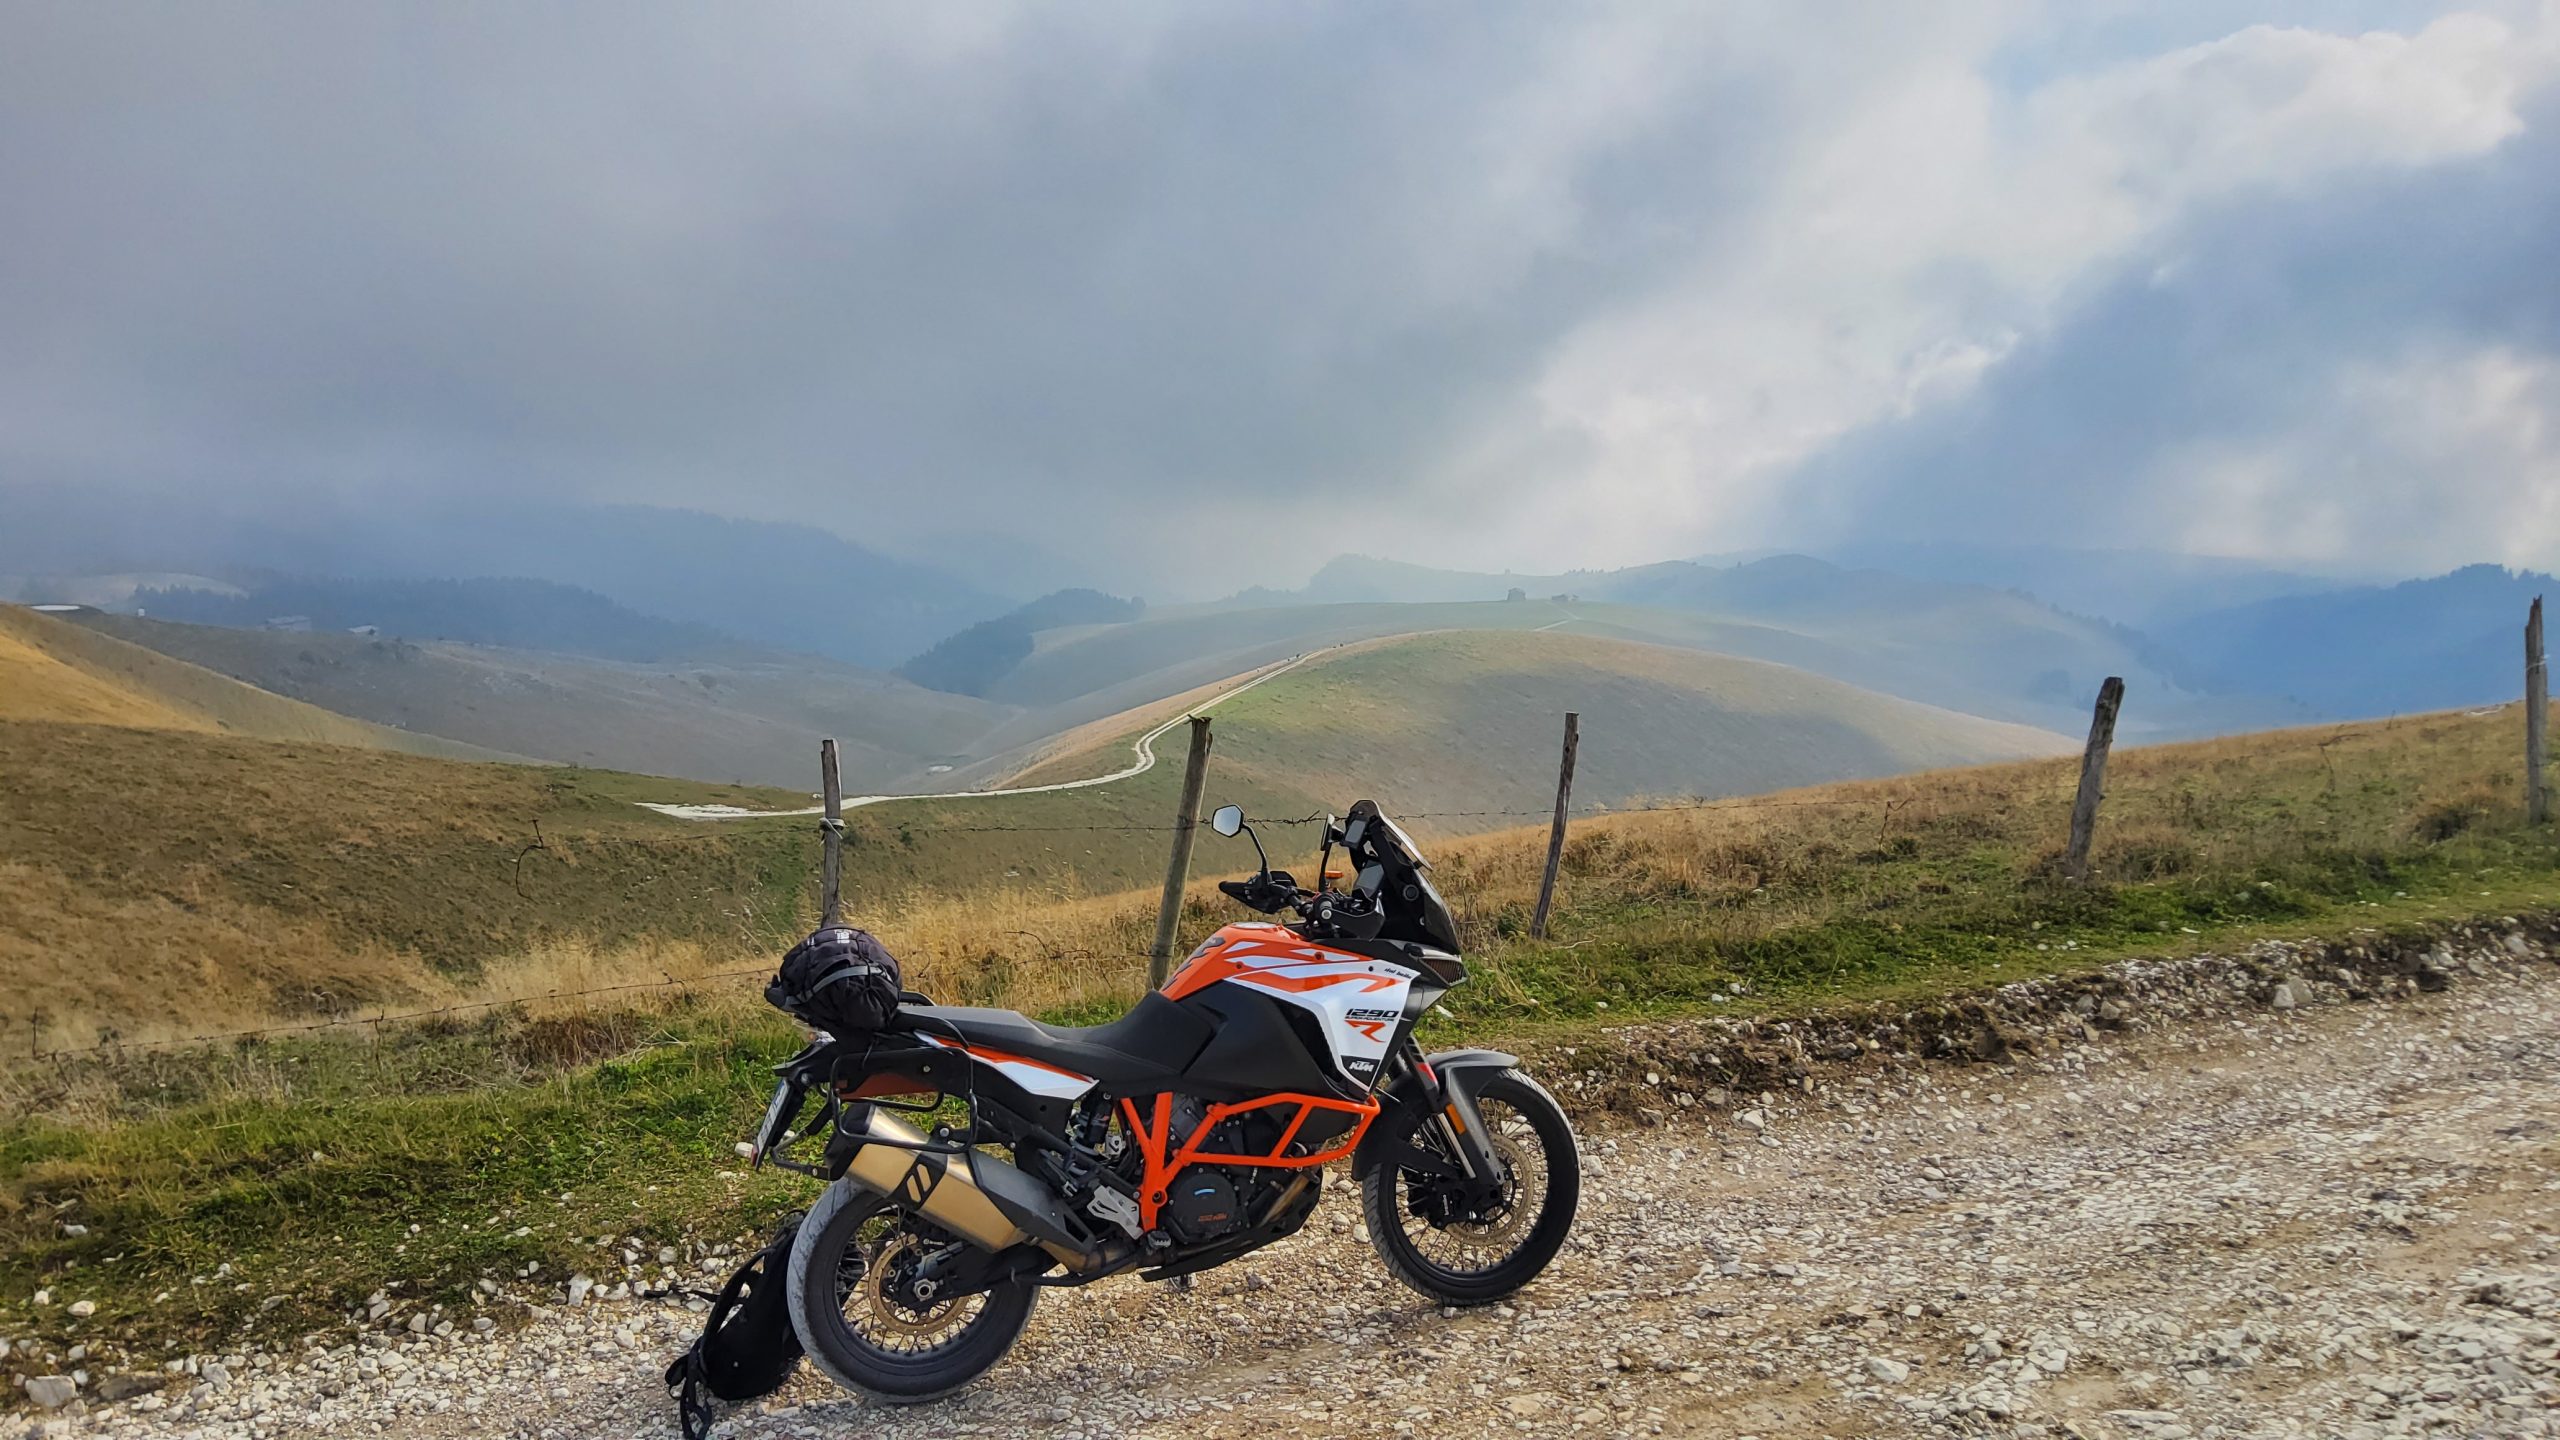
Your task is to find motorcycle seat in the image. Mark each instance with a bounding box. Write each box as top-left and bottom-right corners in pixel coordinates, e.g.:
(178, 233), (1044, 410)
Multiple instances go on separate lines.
(898, 991), (1213, 1088)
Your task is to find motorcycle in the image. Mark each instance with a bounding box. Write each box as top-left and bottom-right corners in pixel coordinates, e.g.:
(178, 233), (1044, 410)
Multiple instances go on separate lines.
(746, 799), (1581, 1402)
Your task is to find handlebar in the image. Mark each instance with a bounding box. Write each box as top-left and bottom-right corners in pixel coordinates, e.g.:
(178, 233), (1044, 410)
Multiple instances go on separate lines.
(1215, 866), (1383, 938)
(1218, 871), (1303, 915)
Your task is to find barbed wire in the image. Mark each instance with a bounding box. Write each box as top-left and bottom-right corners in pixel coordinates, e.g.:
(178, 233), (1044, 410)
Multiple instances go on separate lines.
(15, 788), (1923, 1064)
(582, 792), (1891, 849)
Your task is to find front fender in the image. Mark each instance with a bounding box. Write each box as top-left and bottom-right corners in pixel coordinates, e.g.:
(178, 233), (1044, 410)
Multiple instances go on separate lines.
(1351, 1047), (1516, 1182)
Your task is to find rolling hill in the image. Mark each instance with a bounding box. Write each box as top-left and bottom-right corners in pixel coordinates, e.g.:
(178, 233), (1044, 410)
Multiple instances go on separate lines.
(0, 605), (514, 760)
(1000, 630), (2076, 818)
(933, 555), (2297, 746)
(60, 611), (1017, 791)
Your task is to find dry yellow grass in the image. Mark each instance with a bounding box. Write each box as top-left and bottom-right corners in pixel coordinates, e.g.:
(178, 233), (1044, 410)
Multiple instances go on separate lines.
(8, 689), (2547, 1056)
(0, 612), (204, 729)
(0, 606), (500, 756)
(834, 702), (2556, 1022)
(372, 700), (2551, 1042)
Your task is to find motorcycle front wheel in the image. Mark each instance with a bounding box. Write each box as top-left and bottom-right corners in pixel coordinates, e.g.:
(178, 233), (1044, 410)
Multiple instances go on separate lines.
(1361, 1069), (1581, 1305)
(785, 1178), (1039, 1404)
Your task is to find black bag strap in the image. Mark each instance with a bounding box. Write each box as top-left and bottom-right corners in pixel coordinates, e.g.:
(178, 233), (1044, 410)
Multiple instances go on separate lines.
(662, 1265), (758, 1440)
(662, 1212), (805, 1439)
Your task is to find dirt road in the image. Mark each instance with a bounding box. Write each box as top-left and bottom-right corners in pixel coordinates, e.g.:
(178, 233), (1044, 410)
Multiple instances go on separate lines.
(57, 950), (2560, 1439)
(634, 647), (1334, 822)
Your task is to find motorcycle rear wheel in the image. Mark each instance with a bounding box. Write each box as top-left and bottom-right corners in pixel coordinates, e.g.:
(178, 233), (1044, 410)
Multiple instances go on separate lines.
(1361, 1069), (1580, 1305)
(785, 1177), (1039, 1404)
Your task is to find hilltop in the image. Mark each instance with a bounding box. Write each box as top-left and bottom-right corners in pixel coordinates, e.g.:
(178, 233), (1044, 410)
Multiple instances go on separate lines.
(0, 606), (511, 761)
(61, 611), (1014, 791)
(1000, 629), (2074, 815)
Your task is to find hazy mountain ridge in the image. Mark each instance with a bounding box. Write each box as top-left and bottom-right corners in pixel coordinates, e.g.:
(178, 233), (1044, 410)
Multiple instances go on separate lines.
(129, 576), (752, 664)
(1809, 541), (2351, 630)
(2160, 564), (2557, 719)
(1210, 553), (2276, 738)
(0, 485), (1015, 667)
(897, 588), (1145, 697)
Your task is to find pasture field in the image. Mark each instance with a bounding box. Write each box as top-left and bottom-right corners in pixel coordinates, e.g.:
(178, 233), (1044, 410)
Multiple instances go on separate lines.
(1, 700), (2554, 1363)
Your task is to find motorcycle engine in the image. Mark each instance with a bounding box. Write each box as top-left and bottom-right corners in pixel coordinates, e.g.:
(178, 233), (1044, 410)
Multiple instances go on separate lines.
(1159, 1098), (1291, 1247)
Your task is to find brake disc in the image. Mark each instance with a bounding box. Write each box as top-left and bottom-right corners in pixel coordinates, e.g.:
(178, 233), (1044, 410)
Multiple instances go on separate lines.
(859, 1232), (965, 1339)
(1450, 1131), (1535, 1247)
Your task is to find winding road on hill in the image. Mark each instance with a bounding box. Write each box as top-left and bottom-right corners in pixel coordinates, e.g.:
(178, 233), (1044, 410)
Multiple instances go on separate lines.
(636, 647), (1337, 822)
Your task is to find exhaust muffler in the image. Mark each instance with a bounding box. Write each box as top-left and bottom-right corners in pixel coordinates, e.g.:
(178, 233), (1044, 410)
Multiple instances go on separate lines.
(836, 1107), (1111, 1270)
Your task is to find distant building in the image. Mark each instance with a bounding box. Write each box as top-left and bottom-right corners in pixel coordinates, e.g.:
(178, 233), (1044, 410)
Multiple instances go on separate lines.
(264, 615), (312, 632)
(1505, 587), (1527, 602)
(348, 625), (380, 637)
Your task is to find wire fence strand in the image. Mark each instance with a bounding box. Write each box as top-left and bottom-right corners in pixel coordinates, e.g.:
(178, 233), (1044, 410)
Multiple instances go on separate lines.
(15, 788), (1971, 1063)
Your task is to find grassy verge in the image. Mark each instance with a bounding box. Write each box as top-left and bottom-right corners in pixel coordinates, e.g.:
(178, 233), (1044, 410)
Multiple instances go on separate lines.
(2, 705), (2555, 1376)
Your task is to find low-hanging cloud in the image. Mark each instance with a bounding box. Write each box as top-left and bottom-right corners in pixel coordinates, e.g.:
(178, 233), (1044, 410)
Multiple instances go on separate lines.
(2, 2), (2554, 595)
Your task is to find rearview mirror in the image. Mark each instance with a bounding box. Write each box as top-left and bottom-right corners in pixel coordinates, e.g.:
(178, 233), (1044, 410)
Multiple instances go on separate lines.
(1209, 804), (1244, 837)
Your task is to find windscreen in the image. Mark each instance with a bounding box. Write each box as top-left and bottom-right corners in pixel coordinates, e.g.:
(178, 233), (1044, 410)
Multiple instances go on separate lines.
(1369, 811), (1430, 869)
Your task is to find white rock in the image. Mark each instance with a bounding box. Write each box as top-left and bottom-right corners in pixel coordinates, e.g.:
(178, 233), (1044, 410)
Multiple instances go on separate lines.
(23, 1375), (77, 1409)
(67, 1300), (95, 1319)
(1866, 1356), (1912, 1385)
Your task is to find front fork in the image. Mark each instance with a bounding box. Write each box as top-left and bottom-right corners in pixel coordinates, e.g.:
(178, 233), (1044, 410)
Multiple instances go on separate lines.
(1386, 1040), (1507, 1192)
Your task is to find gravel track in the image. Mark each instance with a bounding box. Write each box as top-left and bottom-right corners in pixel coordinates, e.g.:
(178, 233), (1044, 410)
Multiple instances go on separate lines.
(34, 948), (2560, 1439)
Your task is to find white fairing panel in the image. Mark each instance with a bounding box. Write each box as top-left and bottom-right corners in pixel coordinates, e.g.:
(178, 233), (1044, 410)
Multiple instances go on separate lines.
(1205, 925), (1417, 1088)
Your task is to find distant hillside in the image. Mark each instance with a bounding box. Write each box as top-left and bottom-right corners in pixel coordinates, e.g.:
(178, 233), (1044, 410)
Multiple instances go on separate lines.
(131, 575), (747, 663)
(2160, 565), (2554, 718)
(0, 716), (814, 1040)
(1005, 630), (2075, 818)
(67, 612), (1017, 791)
(1811, 541), (2346, 630)
(988, 558), (2290, 741)
(0, 486), (1015, 668)
(1, 571), (244, 608)
(0, 606), (514, 760)
(899, 588), (1144, 696)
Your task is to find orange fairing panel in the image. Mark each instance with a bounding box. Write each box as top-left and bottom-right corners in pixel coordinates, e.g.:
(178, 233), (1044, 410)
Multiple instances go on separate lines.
(1163, 922), (1398, 1001)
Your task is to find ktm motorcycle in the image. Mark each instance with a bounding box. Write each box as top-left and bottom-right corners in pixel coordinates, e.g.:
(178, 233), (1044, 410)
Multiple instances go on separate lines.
(747, 799), (1582, 1401)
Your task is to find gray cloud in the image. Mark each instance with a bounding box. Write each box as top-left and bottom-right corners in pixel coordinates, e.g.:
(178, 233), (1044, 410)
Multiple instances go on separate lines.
(1781, 84), (2560, 571)
(3, 3), (2554, 595)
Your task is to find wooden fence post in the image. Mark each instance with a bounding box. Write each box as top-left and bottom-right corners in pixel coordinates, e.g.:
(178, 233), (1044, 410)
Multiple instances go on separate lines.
(2064, 677), (2125, 882)
(1530, 712), (1580, 939)
(818, 738), (846, 928)
(2529, 596), (2548, 825)
(1147, 716), (1216, 988)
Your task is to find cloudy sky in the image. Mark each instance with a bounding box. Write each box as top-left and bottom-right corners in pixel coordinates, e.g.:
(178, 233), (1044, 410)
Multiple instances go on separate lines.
(4, 2), (2557, 595)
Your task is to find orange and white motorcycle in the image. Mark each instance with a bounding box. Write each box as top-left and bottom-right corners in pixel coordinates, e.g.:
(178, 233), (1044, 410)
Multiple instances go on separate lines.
(751, 799), (1582, 1401)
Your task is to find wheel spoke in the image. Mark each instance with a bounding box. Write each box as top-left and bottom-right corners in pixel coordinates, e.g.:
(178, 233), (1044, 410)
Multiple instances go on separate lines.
(1393, 1096), (1553, 1278)
(833, 1216), (990, 1357)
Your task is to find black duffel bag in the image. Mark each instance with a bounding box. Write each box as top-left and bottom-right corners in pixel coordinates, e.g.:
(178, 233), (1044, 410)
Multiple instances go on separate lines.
(764, 926), (903, 1037)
